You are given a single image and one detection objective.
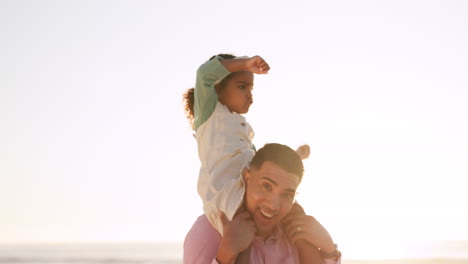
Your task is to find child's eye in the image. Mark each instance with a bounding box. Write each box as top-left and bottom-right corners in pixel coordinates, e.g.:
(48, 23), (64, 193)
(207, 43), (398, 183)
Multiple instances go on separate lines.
(238, 85), (246, 89)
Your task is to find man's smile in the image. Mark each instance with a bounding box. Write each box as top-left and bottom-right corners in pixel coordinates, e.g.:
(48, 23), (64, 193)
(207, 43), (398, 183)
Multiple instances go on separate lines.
(259, 208), (275, 218)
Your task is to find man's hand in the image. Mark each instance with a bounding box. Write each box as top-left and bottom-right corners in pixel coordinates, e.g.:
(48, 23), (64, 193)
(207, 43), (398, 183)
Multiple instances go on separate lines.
(216, 212), (256, 264)
(282, 206), (335, 254)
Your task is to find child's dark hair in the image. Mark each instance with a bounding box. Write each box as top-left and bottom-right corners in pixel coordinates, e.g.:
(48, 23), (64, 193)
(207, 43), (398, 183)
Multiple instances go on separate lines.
(183, 54), (237, 126)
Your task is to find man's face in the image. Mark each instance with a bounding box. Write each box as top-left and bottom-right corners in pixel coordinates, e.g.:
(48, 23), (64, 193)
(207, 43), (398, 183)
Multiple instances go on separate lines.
(243, 161), (300, 238)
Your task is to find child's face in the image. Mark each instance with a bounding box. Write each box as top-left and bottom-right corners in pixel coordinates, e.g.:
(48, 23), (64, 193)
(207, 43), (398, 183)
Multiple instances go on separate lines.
(217, 71), (254, 114)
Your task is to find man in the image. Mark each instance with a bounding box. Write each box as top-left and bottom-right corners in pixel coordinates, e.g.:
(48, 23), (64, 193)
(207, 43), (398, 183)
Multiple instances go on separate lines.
(184, 143), (341, 264)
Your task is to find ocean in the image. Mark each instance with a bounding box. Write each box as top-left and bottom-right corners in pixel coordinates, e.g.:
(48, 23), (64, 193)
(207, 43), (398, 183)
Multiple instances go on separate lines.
(0, 241), (467, 264)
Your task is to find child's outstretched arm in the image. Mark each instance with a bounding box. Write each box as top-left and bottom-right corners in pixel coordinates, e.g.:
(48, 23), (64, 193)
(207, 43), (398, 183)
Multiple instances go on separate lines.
(220, 56), (270, 74)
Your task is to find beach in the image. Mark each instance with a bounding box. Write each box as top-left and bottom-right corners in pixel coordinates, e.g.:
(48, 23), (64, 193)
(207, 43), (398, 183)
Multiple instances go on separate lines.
(1, 241), (467, 264)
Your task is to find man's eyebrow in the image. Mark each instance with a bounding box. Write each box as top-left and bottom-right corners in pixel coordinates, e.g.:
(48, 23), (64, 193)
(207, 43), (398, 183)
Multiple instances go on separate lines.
(261, 177), (296, 193)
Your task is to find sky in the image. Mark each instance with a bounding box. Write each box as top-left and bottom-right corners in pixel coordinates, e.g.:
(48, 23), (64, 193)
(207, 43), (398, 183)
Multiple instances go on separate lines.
(1, 0), (468, 259)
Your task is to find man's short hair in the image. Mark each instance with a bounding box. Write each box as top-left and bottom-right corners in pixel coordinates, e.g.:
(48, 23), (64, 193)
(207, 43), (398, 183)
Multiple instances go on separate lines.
(250, 143), (304, 181)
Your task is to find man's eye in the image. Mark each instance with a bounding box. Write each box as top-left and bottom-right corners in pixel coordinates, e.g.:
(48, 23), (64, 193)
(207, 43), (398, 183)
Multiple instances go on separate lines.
(262, 183), (271, 191)
(283, 193), (294, 201)
(239, 85), (246, 89)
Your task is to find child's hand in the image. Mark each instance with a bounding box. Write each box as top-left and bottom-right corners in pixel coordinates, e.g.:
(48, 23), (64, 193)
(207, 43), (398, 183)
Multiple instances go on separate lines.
(246, 56), (270, 74)
(296, 144), (310, 160)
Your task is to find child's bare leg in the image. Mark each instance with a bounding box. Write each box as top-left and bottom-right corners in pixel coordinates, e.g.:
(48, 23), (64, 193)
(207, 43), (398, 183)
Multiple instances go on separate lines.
(296, 144), (310, 160)
(233, 204), (251, 264)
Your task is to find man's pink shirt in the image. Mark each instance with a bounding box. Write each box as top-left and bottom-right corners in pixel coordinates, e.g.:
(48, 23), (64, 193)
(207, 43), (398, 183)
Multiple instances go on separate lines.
(183, 215), (341, 264)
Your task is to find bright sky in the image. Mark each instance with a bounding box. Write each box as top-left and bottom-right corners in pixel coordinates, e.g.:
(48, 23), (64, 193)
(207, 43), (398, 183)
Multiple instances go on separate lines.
(1, 0), (468, 259)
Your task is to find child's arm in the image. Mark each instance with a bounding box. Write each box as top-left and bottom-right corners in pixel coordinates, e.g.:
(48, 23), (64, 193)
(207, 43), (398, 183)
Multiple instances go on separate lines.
(194, 57), (232, 130)
(220, 56), (270, 74)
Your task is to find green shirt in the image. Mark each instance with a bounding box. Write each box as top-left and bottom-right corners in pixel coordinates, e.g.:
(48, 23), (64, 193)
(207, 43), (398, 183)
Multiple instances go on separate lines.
(193, 56), (231, 130)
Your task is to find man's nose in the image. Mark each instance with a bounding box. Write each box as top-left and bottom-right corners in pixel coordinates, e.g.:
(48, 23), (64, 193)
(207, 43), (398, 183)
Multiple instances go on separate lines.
(265, 194), (280, 212)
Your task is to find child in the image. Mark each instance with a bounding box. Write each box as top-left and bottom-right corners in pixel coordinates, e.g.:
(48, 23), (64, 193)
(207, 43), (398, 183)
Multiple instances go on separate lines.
(183, 54), (269, 235)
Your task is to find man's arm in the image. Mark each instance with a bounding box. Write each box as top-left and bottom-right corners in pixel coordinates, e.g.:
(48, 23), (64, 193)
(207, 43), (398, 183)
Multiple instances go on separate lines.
(283, 204), (341, 264)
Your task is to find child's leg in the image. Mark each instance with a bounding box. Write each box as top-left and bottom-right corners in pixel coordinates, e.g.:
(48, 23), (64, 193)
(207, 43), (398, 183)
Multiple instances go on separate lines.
(286, 203), (325, 264)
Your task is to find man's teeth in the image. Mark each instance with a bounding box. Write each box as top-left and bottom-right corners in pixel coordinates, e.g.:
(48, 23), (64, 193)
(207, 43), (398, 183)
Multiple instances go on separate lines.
(260, 209), (273, 218)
